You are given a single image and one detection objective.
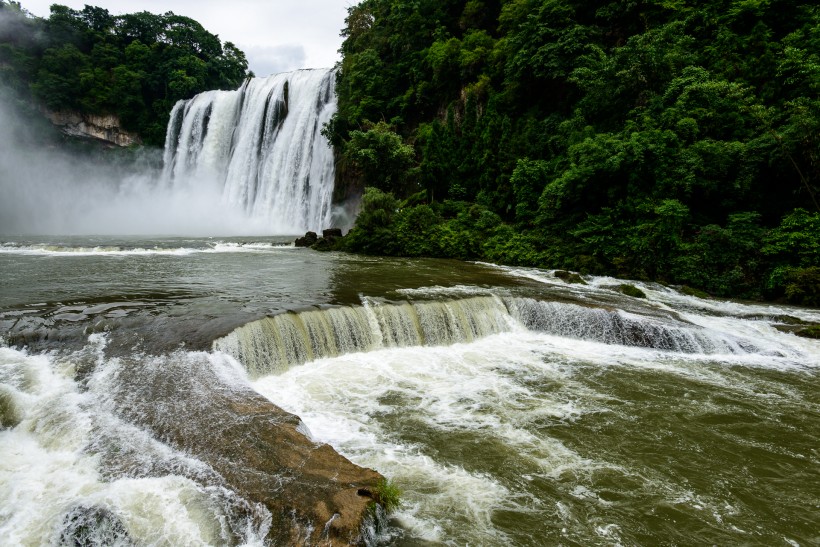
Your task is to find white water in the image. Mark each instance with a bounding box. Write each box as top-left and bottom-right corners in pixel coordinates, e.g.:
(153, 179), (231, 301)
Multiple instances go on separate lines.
(0, 240), (294, 257)
(2, 243), (818, 545)
(249, 282), (819, 544)
(214, 292), (807, 378)
(0, 338), (270, 546)
(163, 69), (337, 234)
(234, 275), (818, 545)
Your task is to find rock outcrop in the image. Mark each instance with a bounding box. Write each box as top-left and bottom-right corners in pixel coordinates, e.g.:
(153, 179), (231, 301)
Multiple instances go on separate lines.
(43, 110), (142, 147)
(295, 229), (345, 252)
(295, 231), (319, 247)
(103, 352), (385, 545)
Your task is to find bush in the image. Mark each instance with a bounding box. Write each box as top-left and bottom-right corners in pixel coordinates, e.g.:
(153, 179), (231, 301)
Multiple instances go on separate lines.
(373, 479), (401, 513)
(783, 267), (820, 307)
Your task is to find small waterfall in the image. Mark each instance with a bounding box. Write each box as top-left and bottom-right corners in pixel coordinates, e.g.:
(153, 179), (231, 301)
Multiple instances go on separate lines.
(504, 298), (761, 354)
(214, 297), (512, 377)
(214, 296), (766, 378)
(162, 69), (337, 233)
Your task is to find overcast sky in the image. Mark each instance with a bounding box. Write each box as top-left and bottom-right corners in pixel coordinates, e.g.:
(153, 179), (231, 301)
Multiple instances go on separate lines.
(19, 0), (352, 76)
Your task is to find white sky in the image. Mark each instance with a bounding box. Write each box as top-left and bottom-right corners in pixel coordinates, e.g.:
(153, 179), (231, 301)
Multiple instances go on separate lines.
(19, 0), (352, 76)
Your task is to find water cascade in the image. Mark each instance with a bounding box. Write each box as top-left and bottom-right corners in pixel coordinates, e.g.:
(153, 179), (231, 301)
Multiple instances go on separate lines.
(163, 69), (336, 233)
(214, 296), (769, 377)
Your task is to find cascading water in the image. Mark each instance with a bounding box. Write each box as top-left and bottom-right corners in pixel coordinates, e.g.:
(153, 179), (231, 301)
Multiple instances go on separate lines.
(213, 296), (783, 378)
(163, 69), (337, 233)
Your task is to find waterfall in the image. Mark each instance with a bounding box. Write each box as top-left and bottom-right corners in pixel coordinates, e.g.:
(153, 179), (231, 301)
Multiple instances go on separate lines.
(162, 69), (337, 233)
(214, 296), (768, 378)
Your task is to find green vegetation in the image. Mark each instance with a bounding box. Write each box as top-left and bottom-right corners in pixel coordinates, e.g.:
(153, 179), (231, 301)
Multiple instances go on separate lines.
(328, 0), (820, 305)
(679, 286), (711, 299)
(0, 1), (248, 144)
(618, 284), (647, 299)
(795, 326), (820, 340)
(554, 270), (586, 284)
(372, 478), (402, 513)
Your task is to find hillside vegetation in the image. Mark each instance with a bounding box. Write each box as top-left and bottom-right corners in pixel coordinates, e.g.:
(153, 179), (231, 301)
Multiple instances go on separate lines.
(0, 1), (248, 144)
(327, 0), (820, 304)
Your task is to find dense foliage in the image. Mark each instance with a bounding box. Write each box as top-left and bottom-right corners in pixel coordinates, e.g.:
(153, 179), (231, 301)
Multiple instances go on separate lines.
(0, 1), (248, 144)
(329, 0), (820, 304)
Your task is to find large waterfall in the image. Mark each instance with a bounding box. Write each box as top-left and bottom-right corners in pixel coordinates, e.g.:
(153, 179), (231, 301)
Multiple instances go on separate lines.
(163, 69), (337, 233)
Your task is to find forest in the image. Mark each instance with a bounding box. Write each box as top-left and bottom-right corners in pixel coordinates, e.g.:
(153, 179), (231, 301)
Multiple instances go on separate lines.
(1, 0), (818, 304)
(0, 1), (248, 144)
(327, 0), (820, 305)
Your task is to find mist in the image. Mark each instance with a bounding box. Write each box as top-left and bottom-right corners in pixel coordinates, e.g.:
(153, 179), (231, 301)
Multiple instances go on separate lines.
(0, 97), (282, 236)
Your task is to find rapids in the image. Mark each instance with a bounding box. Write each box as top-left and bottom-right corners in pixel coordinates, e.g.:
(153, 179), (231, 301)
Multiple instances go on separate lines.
(1, 237), (818, 545)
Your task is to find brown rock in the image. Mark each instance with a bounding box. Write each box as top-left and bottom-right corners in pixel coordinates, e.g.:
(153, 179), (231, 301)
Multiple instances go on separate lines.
(102, 353), (384, 545)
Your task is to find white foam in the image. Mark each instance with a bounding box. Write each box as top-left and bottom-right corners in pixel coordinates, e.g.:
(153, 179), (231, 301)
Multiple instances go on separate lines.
(0, 342), (269, 545)
(0, 241), (294, 257)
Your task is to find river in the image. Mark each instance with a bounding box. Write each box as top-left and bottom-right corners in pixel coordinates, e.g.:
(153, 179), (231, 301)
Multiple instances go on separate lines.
(1, 236), (817, 545)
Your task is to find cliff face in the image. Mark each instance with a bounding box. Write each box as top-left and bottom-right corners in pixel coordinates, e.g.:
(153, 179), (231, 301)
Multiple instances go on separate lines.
(43, 110), (142, 147)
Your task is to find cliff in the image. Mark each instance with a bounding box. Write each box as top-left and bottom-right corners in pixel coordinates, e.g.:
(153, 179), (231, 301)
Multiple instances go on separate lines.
(43, 110), (142, 147)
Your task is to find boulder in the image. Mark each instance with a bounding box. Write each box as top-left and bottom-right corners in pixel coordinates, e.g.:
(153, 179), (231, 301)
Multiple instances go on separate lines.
(323, 228), (343, 239)
(295, 231), (318, 247)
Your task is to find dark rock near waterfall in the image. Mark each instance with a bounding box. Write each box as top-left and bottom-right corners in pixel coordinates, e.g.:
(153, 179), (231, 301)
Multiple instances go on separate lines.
(295, 231), (318, 247)
(310, 228), (344, 252)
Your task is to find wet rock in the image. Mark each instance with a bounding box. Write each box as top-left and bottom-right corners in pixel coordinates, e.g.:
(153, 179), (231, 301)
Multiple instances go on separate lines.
(311, 238), (336, 252)
(617, 284), (646, 298)
(105, 353), (384, 545)
(295, 232), (318, 247)
(554, 270), (587, 285)
(310, 228), (344, 252)
(0, 388), (21, 429)
(795, 325), (820, 339)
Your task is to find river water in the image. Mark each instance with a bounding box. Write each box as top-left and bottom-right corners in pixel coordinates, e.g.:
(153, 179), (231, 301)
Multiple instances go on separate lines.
(1, 236), (818, 546)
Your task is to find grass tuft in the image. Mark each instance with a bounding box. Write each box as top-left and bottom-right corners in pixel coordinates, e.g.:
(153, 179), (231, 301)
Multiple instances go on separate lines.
(373, 479), (402, 513)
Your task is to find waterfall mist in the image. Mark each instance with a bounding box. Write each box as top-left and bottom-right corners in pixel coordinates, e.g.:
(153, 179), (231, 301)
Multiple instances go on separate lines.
(0, 69), (339, 236)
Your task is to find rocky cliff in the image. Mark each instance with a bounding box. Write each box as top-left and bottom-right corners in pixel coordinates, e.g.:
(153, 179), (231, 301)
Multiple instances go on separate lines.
(43, 110), (142, 147)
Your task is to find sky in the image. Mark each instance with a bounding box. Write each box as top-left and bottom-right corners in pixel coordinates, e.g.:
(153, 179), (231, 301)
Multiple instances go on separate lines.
(18, 0), (352, 76)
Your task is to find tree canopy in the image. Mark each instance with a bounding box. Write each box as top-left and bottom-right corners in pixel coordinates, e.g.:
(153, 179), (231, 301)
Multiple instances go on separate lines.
(329, 0), (820, 304)
(0, 1), (249, 144)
